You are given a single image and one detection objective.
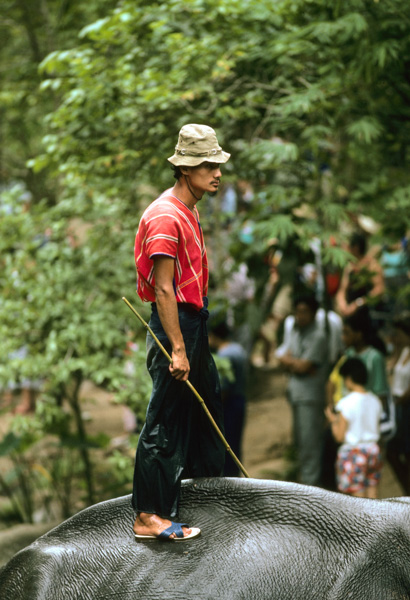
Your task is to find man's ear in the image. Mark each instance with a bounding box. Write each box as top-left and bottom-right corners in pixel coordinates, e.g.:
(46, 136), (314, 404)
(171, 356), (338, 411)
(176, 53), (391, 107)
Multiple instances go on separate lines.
(180, 166), (190, 176)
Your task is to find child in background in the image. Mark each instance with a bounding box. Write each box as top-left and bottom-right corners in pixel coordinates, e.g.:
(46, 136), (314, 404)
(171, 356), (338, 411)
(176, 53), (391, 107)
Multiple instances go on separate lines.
(325, 357), (383, 498)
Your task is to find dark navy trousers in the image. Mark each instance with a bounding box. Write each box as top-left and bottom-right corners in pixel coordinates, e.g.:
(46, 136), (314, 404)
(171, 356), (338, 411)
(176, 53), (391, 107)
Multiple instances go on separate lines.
(132, 302), (225, 518)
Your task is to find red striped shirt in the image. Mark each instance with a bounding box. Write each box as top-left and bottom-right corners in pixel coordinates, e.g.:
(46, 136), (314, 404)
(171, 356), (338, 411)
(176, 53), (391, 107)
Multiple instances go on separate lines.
(134, 191), (208, 311)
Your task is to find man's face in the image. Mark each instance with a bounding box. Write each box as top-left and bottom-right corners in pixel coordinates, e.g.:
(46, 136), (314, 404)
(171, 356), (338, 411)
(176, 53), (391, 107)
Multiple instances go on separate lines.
(342, 324), (358, 348)
(349, 243), (362, 260)
(294, 302), (315, 329)
(185, 162), (222, 195)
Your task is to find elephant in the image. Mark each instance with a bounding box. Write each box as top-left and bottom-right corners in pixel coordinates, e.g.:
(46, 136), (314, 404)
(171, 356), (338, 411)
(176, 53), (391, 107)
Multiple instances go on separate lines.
(0, 477), (409, 600)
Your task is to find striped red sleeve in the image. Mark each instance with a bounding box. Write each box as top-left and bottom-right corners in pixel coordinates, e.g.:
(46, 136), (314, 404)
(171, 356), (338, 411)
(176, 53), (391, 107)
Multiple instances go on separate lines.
(144, 213), (180, 259)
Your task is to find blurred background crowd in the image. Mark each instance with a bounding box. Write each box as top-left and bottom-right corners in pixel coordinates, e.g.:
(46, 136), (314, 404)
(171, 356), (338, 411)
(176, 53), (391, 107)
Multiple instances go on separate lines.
(206, 182), (410, 498)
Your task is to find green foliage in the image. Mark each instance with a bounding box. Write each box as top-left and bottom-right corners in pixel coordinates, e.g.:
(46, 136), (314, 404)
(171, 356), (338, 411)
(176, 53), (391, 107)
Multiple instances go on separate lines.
(0, 0), (119, 192)
(28, 0), (409, 252)
(0, 183), (147, 518)
(105, 444), (137, 494)
(112, 343), (151, 425)
(0, 413), (133, 522)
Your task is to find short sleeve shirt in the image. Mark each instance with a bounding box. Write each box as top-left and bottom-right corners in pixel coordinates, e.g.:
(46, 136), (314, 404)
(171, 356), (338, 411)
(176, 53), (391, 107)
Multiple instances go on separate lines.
(337, 391), (382, 447)
(287, 322), (328, 404)
(135, 191), (208, 310)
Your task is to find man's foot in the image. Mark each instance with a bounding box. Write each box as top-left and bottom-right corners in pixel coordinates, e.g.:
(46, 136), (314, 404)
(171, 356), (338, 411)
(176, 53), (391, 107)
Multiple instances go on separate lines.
(133, 512), (196, 540)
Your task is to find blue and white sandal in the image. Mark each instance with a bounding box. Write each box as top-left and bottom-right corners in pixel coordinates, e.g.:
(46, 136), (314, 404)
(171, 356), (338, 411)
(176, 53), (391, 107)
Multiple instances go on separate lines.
(135, 521), (201, 541)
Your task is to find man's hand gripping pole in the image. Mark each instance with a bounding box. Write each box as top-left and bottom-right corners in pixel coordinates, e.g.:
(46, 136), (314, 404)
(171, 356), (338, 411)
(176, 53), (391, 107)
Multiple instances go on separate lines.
(122, 297), (250, 479)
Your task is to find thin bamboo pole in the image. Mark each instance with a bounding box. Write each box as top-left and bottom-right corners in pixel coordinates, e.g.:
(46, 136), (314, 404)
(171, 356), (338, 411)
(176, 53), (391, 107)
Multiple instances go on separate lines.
(122, 297), (250, 478)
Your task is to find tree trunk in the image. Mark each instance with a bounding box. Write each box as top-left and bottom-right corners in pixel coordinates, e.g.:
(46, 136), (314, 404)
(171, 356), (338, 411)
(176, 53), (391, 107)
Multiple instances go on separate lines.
(68, 375), (95, 506)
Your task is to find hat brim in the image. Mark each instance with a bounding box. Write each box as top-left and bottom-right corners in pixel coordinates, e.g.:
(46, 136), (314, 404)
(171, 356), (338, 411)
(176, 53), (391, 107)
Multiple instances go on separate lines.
(167, 150), (230, 167)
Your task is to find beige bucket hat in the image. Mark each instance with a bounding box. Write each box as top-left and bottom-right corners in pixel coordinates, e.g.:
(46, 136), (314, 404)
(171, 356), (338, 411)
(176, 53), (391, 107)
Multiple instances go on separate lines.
(167, 124), (230, 167)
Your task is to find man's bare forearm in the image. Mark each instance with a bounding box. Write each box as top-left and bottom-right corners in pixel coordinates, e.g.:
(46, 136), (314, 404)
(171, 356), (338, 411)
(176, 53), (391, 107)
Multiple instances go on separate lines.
(155, 287), (190, 380)
(155, 288), (185, 353)
(152, 255), (190, 380)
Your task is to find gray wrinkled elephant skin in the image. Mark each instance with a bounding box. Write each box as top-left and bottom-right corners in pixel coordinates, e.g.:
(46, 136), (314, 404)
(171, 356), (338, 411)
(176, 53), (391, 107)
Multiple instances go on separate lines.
(0, 478), (409, 599)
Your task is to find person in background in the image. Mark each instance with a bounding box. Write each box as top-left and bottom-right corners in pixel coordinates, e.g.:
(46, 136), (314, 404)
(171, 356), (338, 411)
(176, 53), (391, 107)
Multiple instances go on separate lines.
(222, 258), (256, 356)
(256, 241), (294, 367)
(386, 314), (410, 495)
(322, 308), (390, 490)
(276, 294), (328, 486)
(256, 238), (308, 368)
(208, 317), (248, 477)
(276, 294), (343, 492)
(379, 227), (410, 318)
(325, 357), (383, 498)
(279, 305), (343, 368)
(328, 308), (390, 408)
(336, 232), (385, 319)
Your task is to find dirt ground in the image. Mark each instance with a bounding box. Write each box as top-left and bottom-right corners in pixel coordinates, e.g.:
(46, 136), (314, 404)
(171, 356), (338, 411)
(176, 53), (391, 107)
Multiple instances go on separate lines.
(0, 367), (405, 566)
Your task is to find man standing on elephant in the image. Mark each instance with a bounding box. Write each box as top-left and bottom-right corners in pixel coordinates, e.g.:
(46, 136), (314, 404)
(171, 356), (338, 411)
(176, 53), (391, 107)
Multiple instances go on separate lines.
(132, 124), (230, 541)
